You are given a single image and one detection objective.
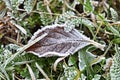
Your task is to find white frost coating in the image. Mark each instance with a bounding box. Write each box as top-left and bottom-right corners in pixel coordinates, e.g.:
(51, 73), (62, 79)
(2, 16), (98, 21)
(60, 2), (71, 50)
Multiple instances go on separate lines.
(28, 24), (66, 43)
(28, 51), (70, 57)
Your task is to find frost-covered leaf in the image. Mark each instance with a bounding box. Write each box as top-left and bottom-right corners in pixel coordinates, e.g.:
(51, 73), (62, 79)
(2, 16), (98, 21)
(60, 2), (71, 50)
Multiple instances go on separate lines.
(58, 11), (75, 23)
(60, 65), (79, 80)
(24, 0), (34, 14)
(110, 45), (120, 80)
(26, 24), (104, 57)
(79, 74), (86, 80)
(4, 0), (12, 10)
(92, 74), (101, 80)
(36, 1), (46, 11)
(40, 14), (53, 26)
(78, 47), (96, 71)
(65, 19), (75, 32)
(110, 7), (118, 21)
(108, 26), (120, 37)
(58, 11), (95, 35)
(9, 0), (24, 9)
(5, 44), (20, 52)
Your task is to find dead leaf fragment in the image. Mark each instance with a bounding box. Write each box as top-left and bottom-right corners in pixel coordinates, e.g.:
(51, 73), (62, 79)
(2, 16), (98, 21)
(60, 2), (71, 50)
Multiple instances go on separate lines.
(26, 24), (105, 57)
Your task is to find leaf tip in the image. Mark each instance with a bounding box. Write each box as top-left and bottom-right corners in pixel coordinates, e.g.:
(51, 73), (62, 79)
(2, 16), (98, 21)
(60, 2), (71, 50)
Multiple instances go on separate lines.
(89, 40), (105, 51)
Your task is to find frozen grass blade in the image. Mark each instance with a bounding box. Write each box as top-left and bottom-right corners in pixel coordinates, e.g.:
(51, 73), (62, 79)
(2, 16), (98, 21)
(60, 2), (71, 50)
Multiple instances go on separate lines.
(35, 62), (50, 80)
(26, 64), (36, 80)
(14, 60), (34, 65)
(0, 65), (10, 80)
(54, 57), (66, 71)
(0, 72), (6, 80)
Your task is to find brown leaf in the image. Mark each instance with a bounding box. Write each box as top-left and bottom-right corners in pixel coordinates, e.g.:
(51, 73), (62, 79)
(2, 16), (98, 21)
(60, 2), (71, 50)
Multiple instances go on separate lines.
(26, 24), (105, 57)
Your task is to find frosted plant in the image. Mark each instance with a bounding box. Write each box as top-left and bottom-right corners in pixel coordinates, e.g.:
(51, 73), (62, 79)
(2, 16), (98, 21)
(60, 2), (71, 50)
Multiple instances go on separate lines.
(26, 24), (105, 57)
(110, 45), (120, 80)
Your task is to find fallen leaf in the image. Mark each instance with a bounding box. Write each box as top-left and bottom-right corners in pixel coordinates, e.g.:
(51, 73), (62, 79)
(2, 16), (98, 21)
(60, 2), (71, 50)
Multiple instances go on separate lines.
(26, 24), (105, 57)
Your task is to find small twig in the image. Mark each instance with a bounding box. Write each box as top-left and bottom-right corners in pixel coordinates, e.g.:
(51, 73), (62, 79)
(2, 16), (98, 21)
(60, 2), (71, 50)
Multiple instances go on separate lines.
(17, 8), (60, 16)
(29, 0), (37, 16)
(62, 1), (66, 13)
(32, 0), (37, 11)
(54, 56), (66, 71)
(44, 0), (52, 17)
(9, 20), (27, 35)
(110, 21), (120, 26)
(4, 36), (23, 47)
(14, 75), (22, 80)
(35, 62), (50, 80)
(93, 21), (103, 40)
(64, 0), (76, 11)
(16, 31), (21, 43)
(103, 41), (113, 57)
(64, 0), (80, 15)
(26, 64), (36, 80)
